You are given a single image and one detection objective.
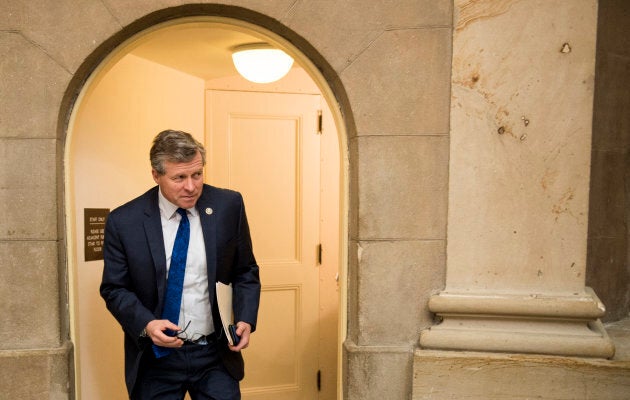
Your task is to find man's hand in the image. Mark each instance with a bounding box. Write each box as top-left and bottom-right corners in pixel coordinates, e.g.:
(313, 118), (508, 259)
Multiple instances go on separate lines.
(145, 319), (184, 348)
(229, 321), (252, 352)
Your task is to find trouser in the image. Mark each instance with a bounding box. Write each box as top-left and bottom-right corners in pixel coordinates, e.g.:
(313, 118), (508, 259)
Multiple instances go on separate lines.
(132, 338), (240, 400)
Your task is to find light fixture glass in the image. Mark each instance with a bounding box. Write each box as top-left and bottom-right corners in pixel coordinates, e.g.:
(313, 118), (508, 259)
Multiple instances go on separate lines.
(232, 43), (294, 84)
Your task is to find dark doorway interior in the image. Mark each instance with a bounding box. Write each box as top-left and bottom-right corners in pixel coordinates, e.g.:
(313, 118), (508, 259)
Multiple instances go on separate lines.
(586, 0), (630, 323)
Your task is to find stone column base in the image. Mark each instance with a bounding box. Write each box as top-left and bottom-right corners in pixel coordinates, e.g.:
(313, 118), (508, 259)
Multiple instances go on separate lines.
(0, 341), (73, 399)
(420, 287), (615, 358)
(344, 340), (413, 400)
(412, 349), (630, 400)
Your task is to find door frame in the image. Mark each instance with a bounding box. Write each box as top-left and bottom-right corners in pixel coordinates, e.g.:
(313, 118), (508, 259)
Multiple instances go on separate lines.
(63, 15), (349, 399)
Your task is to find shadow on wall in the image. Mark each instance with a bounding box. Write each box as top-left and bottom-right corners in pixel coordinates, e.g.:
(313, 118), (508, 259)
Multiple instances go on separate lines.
(585, 0), (630, 323)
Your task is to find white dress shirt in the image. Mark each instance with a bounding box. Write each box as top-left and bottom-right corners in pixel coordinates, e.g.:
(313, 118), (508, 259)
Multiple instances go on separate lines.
(158, 190), (214, 337)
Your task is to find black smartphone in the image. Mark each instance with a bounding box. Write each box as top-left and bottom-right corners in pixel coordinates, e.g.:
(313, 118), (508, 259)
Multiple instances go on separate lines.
(228, 324), (240, 346)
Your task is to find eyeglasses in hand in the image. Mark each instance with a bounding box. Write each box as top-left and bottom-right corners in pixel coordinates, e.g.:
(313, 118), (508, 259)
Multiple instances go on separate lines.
(174, 320), (206, 343)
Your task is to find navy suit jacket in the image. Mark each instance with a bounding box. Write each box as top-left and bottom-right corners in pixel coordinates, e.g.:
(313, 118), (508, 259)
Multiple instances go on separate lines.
(100, 184), (261, 396)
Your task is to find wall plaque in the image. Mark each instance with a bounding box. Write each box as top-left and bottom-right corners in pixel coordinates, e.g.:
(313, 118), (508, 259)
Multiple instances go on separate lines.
(84, 208), (109, 261)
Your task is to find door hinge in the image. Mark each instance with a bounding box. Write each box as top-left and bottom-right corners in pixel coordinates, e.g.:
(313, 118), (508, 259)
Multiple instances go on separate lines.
(317, 109), (323, 134)
(317, 369), (322, 391)
(317, 244), (322, 265)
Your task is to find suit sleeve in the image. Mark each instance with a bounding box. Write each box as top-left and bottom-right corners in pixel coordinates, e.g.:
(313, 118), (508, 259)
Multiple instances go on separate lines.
(100, 212), (156, 345)
(231, 194), (261, 332)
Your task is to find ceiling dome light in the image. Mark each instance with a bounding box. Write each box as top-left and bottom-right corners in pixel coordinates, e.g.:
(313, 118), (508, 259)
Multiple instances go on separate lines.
(232, 43), (294, 84)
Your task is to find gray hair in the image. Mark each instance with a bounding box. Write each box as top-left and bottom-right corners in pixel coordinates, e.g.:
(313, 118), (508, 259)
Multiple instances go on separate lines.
(150, 129), (206, 175)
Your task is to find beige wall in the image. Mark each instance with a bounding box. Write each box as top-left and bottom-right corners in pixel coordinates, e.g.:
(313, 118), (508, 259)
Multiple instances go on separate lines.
(1, 1), (628, 400)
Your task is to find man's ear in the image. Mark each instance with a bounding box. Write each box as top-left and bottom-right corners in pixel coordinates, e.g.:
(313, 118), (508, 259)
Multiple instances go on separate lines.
(151, 169), (160, 184)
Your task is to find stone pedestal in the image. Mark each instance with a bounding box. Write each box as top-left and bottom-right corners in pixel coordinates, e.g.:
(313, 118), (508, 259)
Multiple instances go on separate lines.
(421, 288), (613, 358)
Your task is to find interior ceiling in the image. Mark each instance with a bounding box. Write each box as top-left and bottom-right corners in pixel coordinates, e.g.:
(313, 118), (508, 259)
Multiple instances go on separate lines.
(129, 24), (268, 81)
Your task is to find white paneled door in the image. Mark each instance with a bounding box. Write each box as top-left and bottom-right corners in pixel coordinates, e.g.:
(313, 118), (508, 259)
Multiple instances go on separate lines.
(206, 90), (325, 399)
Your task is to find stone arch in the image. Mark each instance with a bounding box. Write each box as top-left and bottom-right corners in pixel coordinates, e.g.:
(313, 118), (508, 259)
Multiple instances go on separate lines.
(58, 4), (353, 397)
(58, 4), (356, 139)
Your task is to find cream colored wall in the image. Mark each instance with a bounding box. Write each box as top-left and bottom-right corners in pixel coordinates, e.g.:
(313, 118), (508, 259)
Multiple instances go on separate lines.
(70, 53), (204, 399)
(206, 66), (320, 93)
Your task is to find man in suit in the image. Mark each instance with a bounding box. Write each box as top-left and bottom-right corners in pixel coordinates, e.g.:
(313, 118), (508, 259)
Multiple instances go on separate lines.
(100, 129), (261, 399)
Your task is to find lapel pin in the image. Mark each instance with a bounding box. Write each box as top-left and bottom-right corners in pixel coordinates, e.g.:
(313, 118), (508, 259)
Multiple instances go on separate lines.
(205, 208), (213, 215)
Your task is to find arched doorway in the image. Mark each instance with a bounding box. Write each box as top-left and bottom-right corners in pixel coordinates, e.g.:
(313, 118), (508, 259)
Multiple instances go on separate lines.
(64, 13), (348, 400)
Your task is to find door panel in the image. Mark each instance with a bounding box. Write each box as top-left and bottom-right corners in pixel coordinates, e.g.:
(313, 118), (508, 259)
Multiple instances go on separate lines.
(206, 90), (321, 399)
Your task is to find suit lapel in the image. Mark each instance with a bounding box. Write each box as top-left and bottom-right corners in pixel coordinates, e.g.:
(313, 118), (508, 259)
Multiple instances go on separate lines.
(143, 187), (168, 308)
(198, 185), (218, 294)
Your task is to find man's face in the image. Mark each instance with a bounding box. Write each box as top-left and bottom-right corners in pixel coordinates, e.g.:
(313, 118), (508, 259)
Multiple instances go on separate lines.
(152, 151), (204, 209)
